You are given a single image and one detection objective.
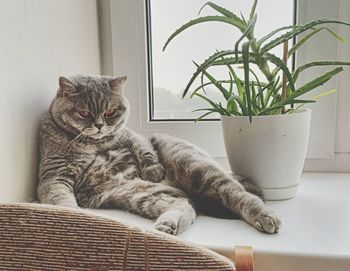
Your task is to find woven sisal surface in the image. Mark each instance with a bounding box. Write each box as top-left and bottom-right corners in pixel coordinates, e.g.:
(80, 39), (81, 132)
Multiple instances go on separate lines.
(0, 203), (234, 270)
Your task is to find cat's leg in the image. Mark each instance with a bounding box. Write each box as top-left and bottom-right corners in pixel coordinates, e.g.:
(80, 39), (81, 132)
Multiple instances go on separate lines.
(193, 167), (281, 233)
(122, 129), (165, 183)
(150, 134), (281, 234)
(153, 198), (196, 235)
(233, 174), (264, 200)
(38, 178), (78, 208)
(38, 159), (90, 208)
(87, 178), (196, 235)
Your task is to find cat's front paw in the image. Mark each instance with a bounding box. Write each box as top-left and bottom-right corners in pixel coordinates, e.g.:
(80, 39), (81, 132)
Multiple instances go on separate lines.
(154, 219), (178, 235)
(254, 209), (282, 234)
(141, 163), (165, 182)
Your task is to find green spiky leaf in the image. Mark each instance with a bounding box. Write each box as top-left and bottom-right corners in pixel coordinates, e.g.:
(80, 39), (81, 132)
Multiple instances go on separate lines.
(261, 19), (350, 53)
(263, 52), (296, 93)
(242, 40), (253, 122)
(163, 16), (246, 51)
(199, 2), (245, 24)
(288, 27), (345, 58)
(235, 14), (257, 61)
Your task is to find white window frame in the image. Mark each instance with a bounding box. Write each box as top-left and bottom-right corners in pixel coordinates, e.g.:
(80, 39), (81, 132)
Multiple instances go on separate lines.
(99, 0), (350, 172)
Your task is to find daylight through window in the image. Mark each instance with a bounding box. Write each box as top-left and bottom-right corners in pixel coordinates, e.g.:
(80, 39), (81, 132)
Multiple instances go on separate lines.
(147, 0), (296, 120)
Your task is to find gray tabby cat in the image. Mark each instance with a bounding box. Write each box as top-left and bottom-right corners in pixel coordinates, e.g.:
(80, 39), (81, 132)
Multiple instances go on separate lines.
(37, 75), (281, 235)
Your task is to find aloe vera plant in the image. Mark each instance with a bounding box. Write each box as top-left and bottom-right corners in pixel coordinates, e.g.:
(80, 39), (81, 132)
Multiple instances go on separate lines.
(163, 0), (350, 122)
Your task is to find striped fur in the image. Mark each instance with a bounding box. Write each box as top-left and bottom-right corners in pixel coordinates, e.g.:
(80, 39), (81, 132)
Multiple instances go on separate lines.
(37, 75), (281, 235)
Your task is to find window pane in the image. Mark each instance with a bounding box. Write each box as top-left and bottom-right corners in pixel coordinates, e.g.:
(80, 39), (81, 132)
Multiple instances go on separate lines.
(148, 0), (295, 120)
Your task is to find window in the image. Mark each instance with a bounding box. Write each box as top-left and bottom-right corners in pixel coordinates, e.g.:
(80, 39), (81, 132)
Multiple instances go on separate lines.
(147, 0), (295, 121)
(100, 0), (350, 171)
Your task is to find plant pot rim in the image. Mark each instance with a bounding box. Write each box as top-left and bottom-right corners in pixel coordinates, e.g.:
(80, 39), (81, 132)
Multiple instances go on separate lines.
(221, 108), (311, 120)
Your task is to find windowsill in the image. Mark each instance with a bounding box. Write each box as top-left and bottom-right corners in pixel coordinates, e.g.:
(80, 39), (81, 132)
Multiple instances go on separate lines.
(88, 172), (350, 271)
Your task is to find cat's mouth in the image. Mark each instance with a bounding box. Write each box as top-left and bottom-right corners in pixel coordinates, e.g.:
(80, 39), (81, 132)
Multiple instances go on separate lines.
(82, 126), (115, 140)
(90, 132), (105, 139)
(90, 129), (115, 139)
(80, 128), (105, 139)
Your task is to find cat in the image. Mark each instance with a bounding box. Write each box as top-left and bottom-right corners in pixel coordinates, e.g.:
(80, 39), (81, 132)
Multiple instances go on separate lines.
(37, 75), (281, 235)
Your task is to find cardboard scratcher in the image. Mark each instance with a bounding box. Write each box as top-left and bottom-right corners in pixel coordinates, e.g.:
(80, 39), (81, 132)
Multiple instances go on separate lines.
(0, 203), (254, 271)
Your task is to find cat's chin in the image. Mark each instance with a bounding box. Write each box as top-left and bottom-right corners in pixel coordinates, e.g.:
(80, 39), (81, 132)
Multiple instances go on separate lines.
(88, 132), (105, 140)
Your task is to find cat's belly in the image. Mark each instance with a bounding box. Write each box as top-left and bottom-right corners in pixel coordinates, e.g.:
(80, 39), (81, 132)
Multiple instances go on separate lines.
(75, 147), (140, 206)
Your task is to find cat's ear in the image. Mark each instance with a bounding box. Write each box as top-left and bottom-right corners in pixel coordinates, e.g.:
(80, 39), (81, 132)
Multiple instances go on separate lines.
(108, 76), (127, 94)
(58, 76), (78, 97)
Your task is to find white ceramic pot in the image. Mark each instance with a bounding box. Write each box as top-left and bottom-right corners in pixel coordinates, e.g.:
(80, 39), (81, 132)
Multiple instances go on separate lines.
(221, 109), (311, 200)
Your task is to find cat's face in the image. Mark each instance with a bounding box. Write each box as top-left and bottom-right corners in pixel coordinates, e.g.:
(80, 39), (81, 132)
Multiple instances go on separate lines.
(51, 75), (130, 140)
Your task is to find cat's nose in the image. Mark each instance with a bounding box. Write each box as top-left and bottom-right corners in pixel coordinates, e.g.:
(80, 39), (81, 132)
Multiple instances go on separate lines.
(95, 123), (104, 130)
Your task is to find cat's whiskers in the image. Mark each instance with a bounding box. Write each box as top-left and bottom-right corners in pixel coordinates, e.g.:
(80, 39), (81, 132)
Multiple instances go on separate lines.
(119, 134), (133, 152)
(65, 133), (85, 161)
(80, 134), (88, 146)
(65, 133), (83, 152)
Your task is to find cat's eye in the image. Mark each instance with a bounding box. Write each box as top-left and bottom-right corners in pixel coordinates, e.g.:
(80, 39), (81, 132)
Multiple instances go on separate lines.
(78, 110), (92, 119)
(104, 109), (117, 117)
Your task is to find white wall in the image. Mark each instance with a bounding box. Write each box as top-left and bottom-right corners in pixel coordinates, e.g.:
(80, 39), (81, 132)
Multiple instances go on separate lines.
(0, 0), (100, 202)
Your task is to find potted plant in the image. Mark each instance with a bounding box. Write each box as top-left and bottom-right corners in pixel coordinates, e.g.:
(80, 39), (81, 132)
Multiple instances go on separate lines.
(163, 0), (350, 200)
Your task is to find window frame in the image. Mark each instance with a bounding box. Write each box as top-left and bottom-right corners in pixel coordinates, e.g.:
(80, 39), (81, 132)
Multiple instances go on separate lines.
(100, 0), (350, 172)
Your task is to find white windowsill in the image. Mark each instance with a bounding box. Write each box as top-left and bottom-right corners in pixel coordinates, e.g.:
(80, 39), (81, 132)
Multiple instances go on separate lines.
(88, 173), (350, 271)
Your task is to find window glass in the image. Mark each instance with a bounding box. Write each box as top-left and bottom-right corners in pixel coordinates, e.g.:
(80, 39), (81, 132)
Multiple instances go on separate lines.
(148, 0), (295, 120)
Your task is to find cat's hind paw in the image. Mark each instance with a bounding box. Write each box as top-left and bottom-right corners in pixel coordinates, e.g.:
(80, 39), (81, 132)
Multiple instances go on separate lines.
(141, 163), (165, 182)
(254, 210), (282, 234)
